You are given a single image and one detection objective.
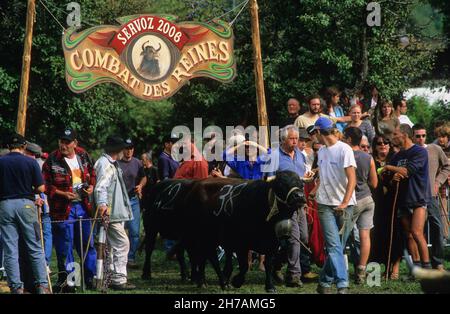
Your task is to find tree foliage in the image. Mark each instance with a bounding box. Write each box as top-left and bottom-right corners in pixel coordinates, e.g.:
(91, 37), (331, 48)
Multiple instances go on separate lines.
(0, 0), (445, 155)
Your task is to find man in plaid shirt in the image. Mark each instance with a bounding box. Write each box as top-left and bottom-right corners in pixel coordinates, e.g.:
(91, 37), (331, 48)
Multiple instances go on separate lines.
(42, 128), (97, 291)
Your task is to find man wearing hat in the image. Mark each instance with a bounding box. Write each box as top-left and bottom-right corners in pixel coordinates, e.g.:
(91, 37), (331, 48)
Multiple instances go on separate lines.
(118, 138), (146, 269)
(157, 134), (180, 258)
(24, 142), (52, 268)
(42, 128), (97, 291)
(0, 133), (50, 293)
(94, 136), (135, 290)
(310, 117), (357, 294)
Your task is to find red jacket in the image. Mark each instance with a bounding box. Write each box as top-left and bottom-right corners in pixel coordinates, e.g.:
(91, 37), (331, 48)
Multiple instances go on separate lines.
(42, 147), (96, 220)
(174, 143), (209, 179)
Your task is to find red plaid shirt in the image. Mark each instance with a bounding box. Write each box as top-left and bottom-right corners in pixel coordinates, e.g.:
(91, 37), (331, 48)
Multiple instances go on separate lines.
(42, 146), (96, 220)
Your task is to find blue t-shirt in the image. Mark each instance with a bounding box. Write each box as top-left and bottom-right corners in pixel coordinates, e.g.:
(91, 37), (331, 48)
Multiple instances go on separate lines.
(158, 152), (179, 180)
(389, 144), (432, 208)
(0, 152), (44, 201)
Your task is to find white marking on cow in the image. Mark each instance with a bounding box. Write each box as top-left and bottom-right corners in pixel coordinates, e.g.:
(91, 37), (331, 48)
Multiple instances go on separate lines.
(214, 183), (247, 217)
(155, 183), (182, 211)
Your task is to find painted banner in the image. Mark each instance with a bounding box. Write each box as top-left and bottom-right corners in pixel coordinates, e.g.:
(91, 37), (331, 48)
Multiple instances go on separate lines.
(62, 15), (236, 101)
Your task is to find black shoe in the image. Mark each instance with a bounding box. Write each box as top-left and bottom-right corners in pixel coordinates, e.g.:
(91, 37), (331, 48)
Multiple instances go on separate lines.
(316, 285), (332, 294)
(337, 287), (348, 294)
(110, 282), (136, 291)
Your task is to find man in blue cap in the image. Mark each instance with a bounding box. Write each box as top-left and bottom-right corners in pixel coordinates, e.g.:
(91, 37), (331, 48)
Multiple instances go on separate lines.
(309, 117), (357, 294)
(0, 133), (50, 294)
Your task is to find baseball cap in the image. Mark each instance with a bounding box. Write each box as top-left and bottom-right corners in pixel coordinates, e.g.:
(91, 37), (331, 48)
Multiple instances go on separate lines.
(313, 117), (334, 132)
(59, 128), (77, 141)
(124, 138), (134, 148)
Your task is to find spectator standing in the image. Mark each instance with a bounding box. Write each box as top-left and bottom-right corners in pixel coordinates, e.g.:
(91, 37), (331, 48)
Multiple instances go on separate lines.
(412, 124), (450, 270)
(310, 117), (357, 294)
(394, 98), (414, 128)
(342, 127), (378, 284)
(118, 138), (147, 269)
(94, 136), (135, 290)
(42, 128), (97, 291)
(0, 134), (50, 294)
(347, 104), (375, 144)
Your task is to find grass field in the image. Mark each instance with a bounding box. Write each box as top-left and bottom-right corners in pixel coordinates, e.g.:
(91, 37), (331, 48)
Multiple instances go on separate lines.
(1, 238), (449, 294)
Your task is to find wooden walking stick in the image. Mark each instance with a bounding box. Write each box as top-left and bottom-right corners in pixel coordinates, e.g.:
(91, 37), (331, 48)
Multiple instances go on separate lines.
(386, 181), (400, 282)
(37, 206), (53, 293)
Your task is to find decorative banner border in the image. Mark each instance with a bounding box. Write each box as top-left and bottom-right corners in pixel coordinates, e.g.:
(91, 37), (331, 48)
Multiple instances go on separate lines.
(62, 15), (236, 101)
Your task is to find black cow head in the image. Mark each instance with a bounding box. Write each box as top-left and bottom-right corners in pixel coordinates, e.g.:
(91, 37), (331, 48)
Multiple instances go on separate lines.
(267, 171), (305, 242)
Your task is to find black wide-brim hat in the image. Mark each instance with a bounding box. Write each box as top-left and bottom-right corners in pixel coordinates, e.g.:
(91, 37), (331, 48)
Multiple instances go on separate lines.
(104, 136), (126, 151)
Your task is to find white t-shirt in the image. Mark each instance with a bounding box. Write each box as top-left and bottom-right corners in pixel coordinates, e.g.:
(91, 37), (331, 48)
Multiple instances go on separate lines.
(398, 115), (414, 127)
(64, 155), (83, 200)
(316, 141), (357, 206)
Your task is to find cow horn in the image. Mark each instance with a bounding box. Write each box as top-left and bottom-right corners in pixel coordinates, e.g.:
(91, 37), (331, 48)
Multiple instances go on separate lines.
(142, 40), (150, 51)
(156, 43), (162, 52)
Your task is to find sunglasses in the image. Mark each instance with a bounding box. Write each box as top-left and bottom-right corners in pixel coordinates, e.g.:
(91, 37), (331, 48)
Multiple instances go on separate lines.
(376, 141), (390, 146)
(360, 145), (370, 149)
(415, 134), (426, 138)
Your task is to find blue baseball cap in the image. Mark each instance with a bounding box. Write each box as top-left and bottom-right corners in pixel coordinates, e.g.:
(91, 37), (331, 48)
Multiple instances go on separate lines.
(313, 117), (334, 132)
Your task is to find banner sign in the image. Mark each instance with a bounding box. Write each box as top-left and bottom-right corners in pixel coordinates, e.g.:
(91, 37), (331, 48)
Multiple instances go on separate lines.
(62, 15), (236, 101)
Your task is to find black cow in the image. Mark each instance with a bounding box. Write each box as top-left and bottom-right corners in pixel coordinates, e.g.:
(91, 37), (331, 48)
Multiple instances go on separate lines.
(141, 179), (195, 282)
(141, 179), (226, 288)
(138, 41), (161, 77)
(184, 171), (305, 292)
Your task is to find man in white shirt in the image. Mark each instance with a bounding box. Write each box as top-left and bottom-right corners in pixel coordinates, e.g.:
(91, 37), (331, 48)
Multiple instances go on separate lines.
(394, 98), (414, 127)
(309, 117), (357, 294)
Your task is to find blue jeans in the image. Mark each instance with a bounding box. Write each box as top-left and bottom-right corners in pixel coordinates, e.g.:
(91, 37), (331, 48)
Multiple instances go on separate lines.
(52, 203), (97, 284)
(41, 212), (52, 265)
(125, 196), (141, 262)
(317, 204), (354, 289)
(0, 199), (48, 290)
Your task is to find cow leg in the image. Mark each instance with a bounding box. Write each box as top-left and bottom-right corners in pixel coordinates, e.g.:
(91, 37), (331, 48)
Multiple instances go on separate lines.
(207, 249), (226, 290)
(196, 256), (208, 289)
(176, 244), (188, 282)
(231, 249), (249, 288)
(223, 249), (234, 287)
(264, 253), (277, 293)
(141, 228), (157, 280)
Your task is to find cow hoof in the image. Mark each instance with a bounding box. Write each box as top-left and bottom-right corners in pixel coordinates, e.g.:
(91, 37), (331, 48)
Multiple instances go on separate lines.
(231, 276), (244, 288)
(265, 287), (277, 293)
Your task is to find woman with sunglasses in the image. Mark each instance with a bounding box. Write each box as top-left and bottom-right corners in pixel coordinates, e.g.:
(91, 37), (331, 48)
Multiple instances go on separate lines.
(347, 104), (375, 144)
(369, 135), (402, 279)
(373, 100), (400, 140)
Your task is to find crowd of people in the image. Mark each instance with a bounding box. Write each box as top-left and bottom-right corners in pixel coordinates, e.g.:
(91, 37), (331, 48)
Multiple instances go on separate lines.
(0, 86), (449, 294)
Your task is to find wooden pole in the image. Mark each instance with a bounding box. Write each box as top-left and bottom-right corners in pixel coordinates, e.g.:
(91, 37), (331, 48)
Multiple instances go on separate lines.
(16, 0), (36, 136)
(249, 0), (269, 148)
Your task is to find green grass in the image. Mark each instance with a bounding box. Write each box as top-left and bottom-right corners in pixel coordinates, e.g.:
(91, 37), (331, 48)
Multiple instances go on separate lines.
(73, 239), (450, 294)
(2, 238), (449, 294)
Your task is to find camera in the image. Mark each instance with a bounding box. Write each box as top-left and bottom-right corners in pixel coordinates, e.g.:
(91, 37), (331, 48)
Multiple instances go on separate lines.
(74, 182), (89, 197)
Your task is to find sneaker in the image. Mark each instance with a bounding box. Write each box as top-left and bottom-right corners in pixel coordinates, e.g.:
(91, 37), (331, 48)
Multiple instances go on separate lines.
(110, 282), (136, 291)
(272, 270), (284, 284)
(301, 271), (319, 282)
(337, 287), (348, 294)
(355, 266), (366, 285)
(36, 285), (51, 294)
(316, 285), (332, 294)
(285, 276), (303, 288)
